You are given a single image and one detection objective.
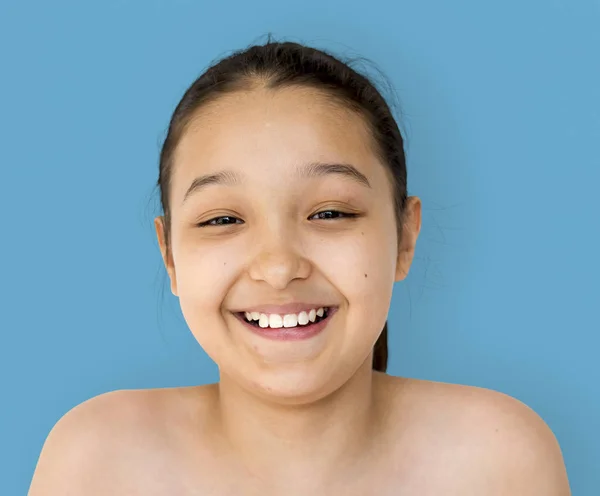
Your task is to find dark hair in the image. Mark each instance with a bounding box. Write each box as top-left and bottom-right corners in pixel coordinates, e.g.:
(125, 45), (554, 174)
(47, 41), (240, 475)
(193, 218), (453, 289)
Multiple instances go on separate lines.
(156, 37), (408, 373)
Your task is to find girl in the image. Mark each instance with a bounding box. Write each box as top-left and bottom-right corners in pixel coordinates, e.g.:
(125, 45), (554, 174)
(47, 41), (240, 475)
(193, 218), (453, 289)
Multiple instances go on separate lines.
(29, 39), (570, 495)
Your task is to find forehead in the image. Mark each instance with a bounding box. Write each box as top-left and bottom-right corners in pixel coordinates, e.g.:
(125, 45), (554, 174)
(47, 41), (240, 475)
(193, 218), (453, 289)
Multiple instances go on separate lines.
(171, 87), (386, 198)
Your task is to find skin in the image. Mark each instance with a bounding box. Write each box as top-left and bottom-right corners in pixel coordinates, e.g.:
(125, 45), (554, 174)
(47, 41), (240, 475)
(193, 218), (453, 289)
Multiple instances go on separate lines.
(154, 85), (422, 487)
(28, 85), (571, 495)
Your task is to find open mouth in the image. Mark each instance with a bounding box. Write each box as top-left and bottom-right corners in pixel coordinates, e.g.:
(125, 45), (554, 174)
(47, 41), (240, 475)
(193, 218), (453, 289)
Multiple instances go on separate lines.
(235, 307), (334, 329)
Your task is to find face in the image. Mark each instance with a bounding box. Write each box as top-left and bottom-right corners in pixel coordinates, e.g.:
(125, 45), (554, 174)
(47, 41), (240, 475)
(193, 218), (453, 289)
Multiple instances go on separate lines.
(155, 86), (421, 402)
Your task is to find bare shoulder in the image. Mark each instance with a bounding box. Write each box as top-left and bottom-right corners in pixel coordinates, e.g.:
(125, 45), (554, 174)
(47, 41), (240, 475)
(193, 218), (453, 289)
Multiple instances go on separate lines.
(28, 389), (116, 495)
(380, 375), (571, 495)
(28, 387), (203, 495)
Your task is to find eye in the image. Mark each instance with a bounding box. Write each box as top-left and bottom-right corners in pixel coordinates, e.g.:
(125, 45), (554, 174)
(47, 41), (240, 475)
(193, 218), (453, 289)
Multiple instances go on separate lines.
(309, 210), (359, 221)
(196, 210), (359, 227)
(197, 215), (244, 227)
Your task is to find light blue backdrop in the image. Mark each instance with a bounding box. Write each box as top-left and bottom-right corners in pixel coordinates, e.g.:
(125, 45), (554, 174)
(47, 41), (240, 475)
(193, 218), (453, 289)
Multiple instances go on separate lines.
(1, 0), (598, 494)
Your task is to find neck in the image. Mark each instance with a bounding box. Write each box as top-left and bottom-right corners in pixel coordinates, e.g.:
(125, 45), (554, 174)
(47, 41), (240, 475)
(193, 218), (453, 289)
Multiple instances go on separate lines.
(212, 355), (386, 484)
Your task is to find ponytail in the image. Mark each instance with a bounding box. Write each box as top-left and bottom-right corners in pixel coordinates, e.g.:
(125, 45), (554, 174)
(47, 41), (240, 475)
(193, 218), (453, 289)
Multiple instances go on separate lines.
(372, 321), (388, 372)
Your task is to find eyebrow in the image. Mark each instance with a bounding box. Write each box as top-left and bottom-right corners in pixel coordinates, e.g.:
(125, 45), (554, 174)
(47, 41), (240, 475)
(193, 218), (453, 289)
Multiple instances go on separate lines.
(181, 161), (371, 205)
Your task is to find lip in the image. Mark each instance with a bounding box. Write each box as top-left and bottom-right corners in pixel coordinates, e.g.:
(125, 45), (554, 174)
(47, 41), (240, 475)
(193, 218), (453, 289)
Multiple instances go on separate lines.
(231, 302), (338, 315)
(232, 306), (338, 341)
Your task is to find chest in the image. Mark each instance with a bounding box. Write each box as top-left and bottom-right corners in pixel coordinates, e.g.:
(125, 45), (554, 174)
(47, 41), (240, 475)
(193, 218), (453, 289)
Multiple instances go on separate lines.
(104, 443), (476, 496)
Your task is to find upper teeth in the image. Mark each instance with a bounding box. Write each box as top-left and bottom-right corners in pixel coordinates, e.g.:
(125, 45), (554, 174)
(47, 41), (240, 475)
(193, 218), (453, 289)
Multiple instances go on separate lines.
(244, 307), (327, 329)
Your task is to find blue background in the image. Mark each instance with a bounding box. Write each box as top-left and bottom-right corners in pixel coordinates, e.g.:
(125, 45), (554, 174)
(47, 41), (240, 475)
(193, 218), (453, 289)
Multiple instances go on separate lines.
(1, 0), (598, 493)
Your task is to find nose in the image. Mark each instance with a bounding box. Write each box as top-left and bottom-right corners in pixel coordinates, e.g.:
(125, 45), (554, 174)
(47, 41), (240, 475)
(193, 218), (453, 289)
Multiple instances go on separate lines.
(247, 223), (312, 290)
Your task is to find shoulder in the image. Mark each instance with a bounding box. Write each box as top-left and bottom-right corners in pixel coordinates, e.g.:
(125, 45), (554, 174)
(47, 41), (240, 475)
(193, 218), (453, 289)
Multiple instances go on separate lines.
(28, 388), (176, 495)
(387, 376), (571, 495)
(48, 387), (167, 440)
(461, 384), (571, 494)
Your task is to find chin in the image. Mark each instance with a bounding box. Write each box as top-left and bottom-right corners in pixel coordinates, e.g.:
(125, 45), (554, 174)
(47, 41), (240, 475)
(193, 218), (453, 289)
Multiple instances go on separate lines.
(231, 359), (353, 405)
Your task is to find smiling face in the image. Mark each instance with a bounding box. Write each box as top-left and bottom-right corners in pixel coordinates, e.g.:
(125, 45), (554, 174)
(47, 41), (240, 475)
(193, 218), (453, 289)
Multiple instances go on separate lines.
(155, 86), (420, 401)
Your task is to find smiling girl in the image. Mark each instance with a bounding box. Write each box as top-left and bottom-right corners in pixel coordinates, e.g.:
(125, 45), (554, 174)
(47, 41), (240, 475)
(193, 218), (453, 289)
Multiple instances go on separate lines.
(29, 39), (570, 495)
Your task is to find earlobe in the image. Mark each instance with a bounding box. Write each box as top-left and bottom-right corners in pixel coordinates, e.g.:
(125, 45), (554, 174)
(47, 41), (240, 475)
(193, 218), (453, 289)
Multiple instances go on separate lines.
(394, 248), (414, 282)
(167, 263), (178, 297)
(154, 216), (178, 297)
(165, 266), (178, 297)
(394, 197), (422, 282)
(154, 217), (169, 268)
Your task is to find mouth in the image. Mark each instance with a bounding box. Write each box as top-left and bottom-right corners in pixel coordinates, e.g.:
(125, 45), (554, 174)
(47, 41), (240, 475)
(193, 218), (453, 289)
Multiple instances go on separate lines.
(236, 307), (333, 328)
(231, 306), (338, 341)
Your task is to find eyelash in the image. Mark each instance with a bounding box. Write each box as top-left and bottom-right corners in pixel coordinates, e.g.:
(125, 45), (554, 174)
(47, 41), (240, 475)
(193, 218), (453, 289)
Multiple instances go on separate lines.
(196, 210), (359, 227)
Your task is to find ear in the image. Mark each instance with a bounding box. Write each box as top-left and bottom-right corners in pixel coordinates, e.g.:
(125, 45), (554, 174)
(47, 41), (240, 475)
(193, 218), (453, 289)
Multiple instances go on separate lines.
(394, 197), (422, 282)
(154, 216), (178, 296)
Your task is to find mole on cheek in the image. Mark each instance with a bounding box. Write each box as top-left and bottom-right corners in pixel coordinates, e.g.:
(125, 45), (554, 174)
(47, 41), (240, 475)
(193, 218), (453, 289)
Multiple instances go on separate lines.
(364, 273), (368, 278)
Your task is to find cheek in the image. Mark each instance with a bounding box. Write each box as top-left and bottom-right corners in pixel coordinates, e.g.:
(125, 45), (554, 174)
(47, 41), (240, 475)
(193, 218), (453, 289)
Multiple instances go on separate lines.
(172, 242), (244, 351)
(308, 227), (397, 317)
(174, 241), (241, 302)
(313, 228), (395, 286)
